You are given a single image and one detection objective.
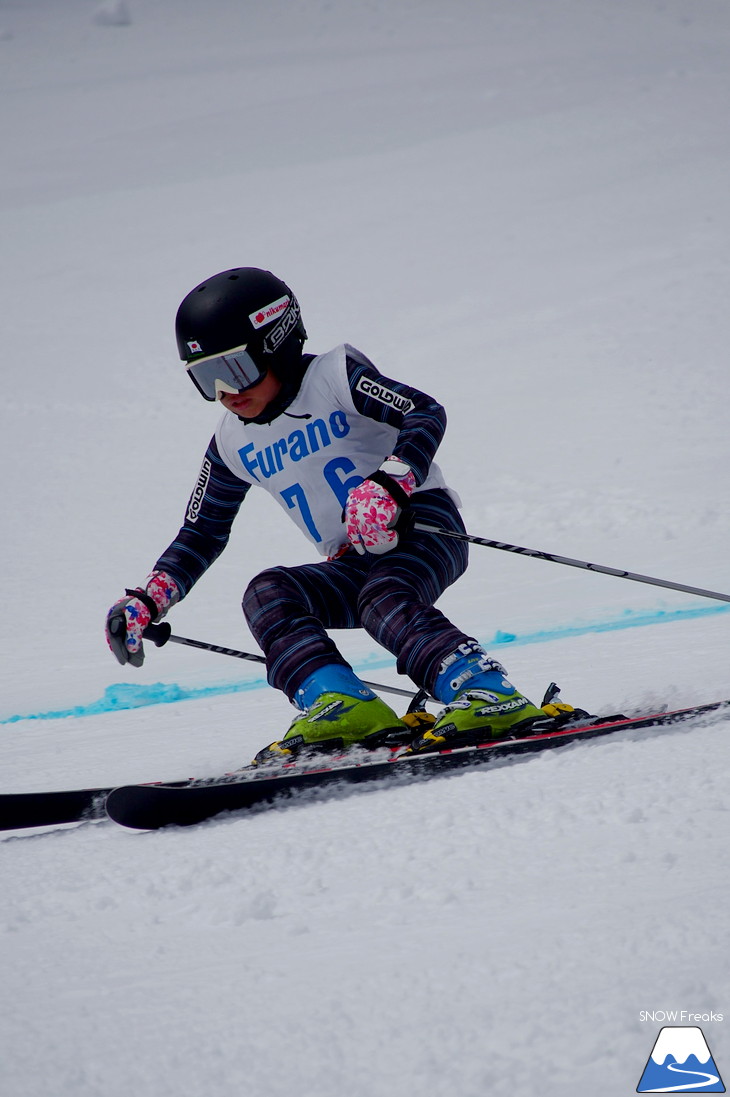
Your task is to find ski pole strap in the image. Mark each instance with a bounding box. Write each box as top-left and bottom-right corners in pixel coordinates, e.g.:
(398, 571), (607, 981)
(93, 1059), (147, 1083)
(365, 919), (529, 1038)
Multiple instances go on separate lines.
(125, 588), (161, 622)
(367, 469), (412, 509)
(413, 523), (730, 605)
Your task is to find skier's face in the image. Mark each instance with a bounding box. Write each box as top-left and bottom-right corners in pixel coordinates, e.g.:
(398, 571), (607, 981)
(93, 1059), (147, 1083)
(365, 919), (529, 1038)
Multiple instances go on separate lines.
(219, 371), (282, 419)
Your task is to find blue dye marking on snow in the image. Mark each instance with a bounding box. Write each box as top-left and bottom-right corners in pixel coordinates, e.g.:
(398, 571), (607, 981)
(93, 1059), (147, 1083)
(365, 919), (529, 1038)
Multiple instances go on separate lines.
(0, 676), (268, 724)
(3, 601), (729, 725)
(489, 601), (730, 647)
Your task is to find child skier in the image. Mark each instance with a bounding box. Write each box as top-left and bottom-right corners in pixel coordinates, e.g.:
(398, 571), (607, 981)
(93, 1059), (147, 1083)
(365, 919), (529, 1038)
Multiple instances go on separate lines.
(106, 267), (545, 762)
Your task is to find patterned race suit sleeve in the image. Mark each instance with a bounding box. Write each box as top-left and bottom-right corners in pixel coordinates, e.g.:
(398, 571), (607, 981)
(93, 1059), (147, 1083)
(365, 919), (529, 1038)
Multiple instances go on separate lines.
(344, 350), (446, 486)
(153, 437), (250, 597)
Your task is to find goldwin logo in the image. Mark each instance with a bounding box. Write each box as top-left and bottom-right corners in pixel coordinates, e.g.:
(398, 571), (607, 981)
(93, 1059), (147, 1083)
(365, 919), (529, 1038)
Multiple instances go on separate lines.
(186, 458), (211, 523)
(355, 376), (414, 413)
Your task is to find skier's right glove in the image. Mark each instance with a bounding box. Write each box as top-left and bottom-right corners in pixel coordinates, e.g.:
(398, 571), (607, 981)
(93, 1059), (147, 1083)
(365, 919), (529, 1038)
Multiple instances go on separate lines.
(105, 571), (180, 667)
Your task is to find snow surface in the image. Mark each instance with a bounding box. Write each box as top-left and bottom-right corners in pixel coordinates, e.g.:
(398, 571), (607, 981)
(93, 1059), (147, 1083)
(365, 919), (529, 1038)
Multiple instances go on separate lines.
(1, 1), (729, 1095)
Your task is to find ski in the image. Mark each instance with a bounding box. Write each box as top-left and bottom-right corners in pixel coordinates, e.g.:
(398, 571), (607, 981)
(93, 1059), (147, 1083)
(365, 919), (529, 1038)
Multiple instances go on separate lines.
(0, 780), (190, 833)
(3, 696), (726, 833)
(104, 697), (730, 831)
(0, 785), (112, 831)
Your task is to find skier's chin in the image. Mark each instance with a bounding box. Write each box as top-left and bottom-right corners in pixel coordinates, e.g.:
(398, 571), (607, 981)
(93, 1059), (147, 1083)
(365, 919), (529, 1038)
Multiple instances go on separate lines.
(222, 394), (254, 415)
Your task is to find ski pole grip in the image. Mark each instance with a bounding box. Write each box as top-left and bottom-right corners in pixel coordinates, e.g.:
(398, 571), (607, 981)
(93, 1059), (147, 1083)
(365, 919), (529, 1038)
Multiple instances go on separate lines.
(144, 622), (172, 647)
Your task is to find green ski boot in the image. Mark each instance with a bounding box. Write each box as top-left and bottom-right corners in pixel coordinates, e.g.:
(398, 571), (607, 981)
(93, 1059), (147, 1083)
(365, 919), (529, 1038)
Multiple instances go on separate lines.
(407, 686), (545, 753)
(406, 642), (544, 753)
(253, 664), (406, 765)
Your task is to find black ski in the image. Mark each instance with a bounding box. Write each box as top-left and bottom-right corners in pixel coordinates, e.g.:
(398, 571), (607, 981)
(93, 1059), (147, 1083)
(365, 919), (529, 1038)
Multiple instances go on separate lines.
(0, 785), (112, 831)
(104, 697), (730, 831)
(3, 696), (726, 833)
(0, 780), (189, 832)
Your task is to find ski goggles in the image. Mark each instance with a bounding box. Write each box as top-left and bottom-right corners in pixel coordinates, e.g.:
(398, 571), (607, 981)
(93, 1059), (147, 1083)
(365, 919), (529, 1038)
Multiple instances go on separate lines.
(185, 344), (266, 401)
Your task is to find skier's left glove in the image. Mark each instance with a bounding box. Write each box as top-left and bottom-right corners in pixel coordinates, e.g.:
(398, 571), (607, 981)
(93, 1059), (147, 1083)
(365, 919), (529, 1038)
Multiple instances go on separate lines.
(344, 457), (417, 555)
(105, 571), (180, 667)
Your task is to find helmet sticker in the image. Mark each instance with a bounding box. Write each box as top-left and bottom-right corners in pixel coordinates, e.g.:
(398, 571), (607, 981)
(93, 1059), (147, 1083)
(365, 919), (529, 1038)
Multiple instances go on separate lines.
(261, 296), (302, 354)
(249, 295), (291, 330)
(187, 340), (203, 354)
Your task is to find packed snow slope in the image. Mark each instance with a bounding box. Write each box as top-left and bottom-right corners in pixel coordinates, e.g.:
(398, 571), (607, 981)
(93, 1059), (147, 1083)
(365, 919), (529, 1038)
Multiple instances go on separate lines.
(1, 1), (729, 1095)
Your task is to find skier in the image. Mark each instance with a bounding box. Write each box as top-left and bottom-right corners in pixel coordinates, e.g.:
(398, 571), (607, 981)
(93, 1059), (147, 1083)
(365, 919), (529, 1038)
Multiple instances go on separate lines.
(105, 267), (545, 762)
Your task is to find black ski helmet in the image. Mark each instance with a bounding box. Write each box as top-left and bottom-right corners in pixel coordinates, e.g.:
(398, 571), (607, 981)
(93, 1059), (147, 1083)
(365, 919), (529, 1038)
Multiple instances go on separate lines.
(175, 267), (307, 390)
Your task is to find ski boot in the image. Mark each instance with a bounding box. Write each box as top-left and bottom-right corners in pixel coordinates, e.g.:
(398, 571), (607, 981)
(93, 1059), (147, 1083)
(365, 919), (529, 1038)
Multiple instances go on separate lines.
(406, 642), (545, 754)
(252, 664), (408, 765)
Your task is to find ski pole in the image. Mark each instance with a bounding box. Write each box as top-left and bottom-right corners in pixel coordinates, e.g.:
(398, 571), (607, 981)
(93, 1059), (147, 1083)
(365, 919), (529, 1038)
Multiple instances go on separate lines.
(413, 523), (730, 605)
(143, 623), (422, 702)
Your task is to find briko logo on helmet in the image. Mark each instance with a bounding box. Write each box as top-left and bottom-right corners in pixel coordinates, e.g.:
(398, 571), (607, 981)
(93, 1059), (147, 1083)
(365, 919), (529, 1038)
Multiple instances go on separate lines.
(262, 297), (301, 354)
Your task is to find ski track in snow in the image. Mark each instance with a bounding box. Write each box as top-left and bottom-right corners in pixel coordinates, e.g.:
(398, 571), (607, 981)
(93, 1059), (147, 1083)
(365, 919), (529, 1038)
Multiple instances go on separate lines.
(1, 1), (729, 1095)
